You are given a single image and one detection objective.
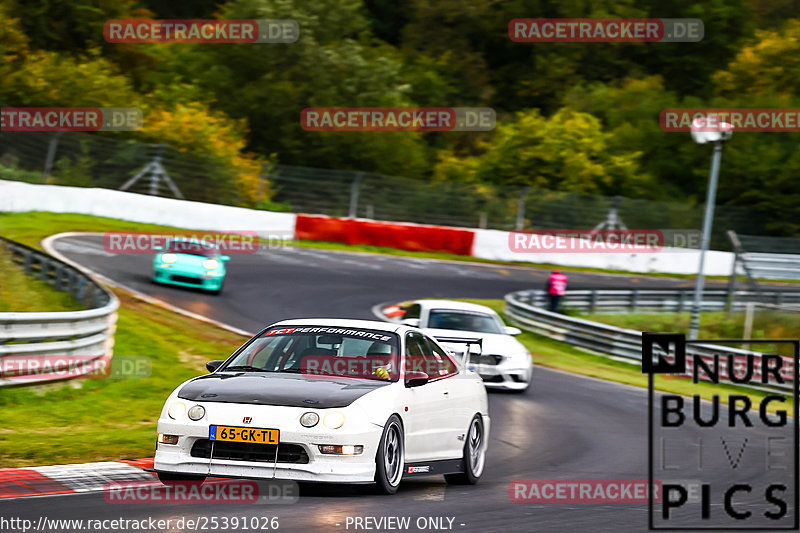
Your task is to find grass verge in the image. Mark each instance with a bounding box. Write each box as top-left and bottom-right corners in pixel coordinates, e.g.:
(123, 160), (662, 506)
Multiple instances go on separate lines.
(0, 246), (83, 312)
(0, 290), (246, 467)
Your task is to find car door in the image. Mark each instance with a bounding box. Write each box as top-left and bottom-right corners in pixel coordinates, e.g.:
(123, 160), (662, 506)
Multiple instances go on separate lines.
(424, 335), (472, 459)
(402, 332), (452, 462)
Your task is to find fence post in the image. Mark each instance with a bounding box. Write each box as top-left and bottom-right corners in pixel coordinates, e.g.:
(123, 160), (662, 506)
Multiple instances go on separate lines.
(590, 290), (598, 314)
(678, 290), (686, 312)
(479, 212), (488, 229)
(42, 131), (65, 182)
(631, 290), (638, 312)
(515, 187), (530, 231)
(348, 172), (364, 218)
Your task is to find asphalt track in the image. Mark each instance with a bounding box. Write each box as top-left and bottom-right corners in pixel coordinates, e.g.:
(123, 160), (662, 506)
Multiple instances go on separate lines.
(2, 234), (795, 533)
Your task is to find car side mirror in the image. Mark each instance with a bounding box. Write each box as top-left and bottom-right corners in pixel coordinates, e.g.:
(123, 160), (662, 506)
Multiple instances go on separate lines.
(206, 360), (225, 372)
(220, 256), (231, 262)
(404, 371), (428, 388)
(400, 318), (420, 327)
(504, 326), (522, 336)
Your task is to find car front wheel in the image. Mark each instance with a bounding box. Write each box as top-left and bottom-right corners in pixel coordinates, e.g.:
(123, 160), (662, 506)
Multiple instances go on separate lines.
(374, 415), (404, 494)
(445, 414), (485, 485)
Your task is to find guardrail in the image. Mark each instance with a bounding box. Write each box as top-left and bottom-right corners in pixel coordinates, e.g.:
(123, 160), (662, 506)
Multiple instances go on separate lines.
(514, 289), (800, 314)
(505, 289), (795, 391)
(0, 237), (118, 386)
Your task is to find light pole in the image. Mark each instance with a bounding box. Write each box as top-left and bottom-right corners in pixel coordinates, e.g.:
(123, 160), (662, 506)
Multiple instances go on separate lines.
(688, 115), (732, 339)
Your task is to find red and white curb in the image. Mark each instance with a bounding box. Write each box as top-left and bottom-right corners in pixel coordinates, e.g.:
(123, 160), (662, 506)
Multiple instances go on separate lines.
(0, 459), (155, 500)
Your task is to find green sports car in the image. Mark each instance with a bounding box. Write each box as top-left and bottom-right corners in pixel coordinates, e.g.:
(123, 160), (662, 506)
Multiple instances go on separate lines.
(152, 240), (229, 294)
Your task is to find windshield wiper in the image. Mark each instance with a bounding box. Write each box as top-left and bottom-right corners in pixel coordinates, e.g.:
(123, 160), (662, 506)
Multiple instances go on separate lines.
(222, 365), (269, 372)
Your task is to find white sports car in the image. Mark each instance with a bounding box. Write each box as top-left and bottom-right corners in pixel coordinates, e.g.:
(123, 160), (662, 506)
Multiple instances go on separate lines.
(399, 300), (533, 392)
(154, 319), (489, 494)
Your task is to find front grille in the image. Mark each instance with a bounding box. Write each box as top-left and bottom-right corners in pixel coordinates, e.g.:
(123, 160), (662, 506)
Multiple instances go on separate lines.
(481, 374), (504, 383)
(191, 440), (309, 464)
(171, 275), (203, 285)
(469, 354), (503, 366)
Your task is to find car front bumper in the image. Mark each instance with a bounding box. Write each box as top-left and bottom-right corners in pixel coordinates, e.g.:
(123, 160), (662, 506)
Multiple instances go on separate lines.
(154, 405), (383, 483)
(470, 362), (533, 390)
(153, 266), (224, 291)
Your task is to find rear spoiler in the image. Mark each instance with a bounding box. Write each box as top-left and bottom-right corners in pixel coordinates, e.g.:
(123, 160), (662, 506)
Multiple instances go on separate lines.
(433, 336), (483, 367)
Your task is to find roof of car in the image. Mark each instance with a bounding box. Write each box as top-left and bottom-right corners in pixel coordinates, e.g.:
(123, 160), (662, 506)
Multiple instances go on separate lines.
(268, 318), (403, 333)
(410, 299), (498, 315)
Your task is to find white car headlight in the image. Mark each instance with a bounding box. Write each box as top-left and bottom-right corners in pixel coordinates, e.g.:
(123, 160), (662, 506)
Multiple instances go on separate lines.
(188, 405), (206, 421)
(300, 412), (319, 428)
(202, 259), (219, 270)
(323, 411), (345, 429)
(167, 401), (186, 419)
(161, 253), (178, 264)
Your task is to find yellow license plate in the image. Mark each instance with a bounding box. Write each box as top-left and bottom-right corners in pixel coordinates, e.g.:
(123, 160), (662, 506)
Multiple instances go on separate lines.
(210, 425), (279, 444)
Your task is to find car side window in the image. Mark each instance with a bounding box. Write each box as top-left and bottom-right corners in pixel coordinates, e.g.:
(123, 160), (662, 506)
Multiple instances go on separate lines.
(405, 332), (439, 379)
(425, 336), (459, 378)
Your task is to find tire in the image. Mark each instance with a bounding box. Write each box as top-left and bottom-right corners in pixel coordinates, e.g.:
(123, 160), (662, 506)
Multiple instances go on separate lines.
(157, 472), (206, 485)
(445, 414), (486, 485)
(373, 414), (405, 494)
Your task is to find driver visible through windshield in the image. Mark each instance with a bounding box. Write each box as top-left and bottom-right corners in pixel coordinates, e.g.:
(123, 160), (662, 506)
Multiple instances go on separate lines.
(220, 326), (400, 381)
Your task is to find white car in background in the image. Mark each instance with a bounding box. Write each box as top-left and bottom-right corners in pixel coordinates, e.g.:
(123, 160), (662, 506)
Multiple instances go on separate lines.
(399, 300), (533, 392)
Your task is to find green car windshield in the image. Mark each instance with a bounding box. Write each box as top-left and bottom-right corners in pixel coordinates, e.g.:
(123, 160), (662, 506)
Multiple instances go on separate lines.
(164, 241), (217, 257)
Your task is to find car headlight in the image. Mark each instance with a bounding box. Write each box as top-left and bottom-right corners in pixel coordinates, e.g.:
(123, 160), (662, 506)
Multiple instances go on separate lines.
(161, 253), (178, 264)
(188, 405), (206, 421)
(203, 259), (219, 270)
(323, 411), (345, 429)
(167, 401), (186, 419)
(300, 412), (319, 428)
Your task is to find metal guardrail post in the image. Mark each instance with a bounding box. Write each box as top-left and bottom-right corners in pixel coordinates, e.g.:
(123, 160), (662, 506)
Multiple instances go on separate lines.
(590, 290), (598, 314)
(630, 290), (638, 312)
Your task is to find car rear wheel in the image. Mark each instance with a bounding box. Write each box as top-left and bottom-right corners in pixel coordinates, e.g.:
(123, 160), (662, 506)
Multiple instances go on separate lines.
(373, 415), (404, 494)
(445, 414), (485, 485)
(157, 472), (206, 485)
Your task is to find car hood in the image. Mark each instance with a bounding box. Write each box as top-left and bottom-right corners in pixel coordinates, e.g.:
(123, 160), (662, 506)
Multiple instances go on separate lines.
(423, 328), (526, 356)
(177, 372), (388, 408)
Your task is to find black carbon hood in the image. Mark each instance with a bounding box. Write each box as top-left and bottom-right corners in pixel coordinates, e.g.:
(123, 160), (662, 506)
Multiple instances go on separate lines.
(177, 372), (387, 408)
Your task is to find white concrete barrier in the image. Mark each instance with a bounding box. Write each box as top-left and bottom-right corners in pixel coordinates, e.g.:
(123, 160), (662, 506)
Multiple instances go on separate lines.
(471, 228), (734, 276)
(0, 180), (297, 237)
(0, 179), (736, 275)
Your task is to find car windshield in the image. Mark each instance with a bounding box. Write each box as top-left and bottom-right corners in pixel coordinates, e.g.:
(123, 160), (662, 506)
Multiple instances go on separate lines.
(427, 310), (502, 334)
(220, 326), (400, 381)
(164, 241), (217, 257)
